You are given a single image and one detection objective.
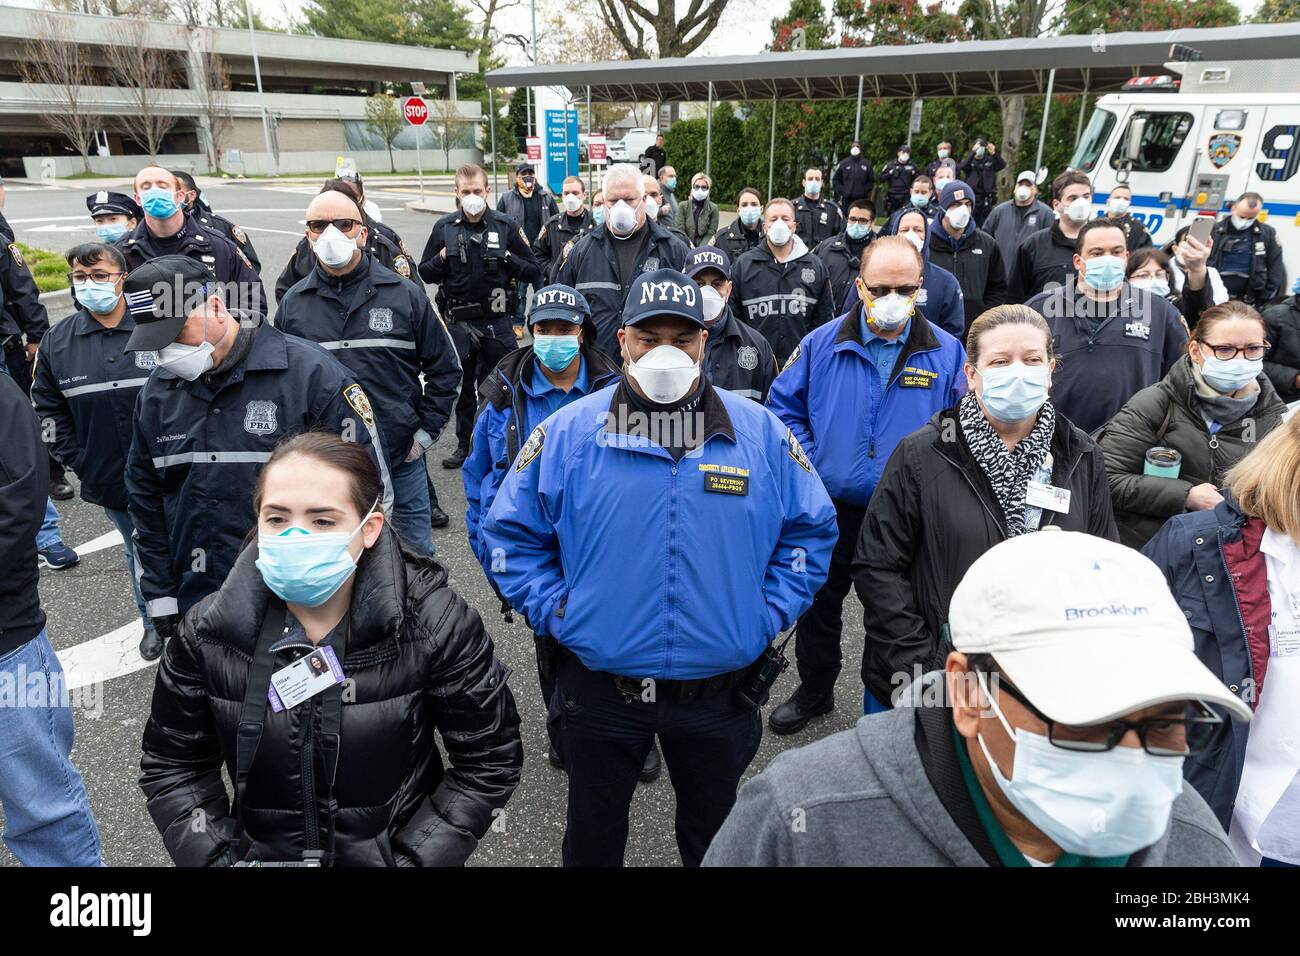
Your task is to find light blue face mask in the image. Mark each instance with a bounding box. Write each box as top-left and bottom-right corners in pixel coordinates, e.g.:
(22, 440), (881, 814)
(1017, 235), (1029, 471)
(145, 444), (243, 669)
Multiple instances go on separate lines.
(805, 180), (822, 196)
(739, 206), (762, 226)
(910, 193), (929, 208)
(1200, 354), (1262, 393)
(666, 177), (677, 190)
(1083, 255), (1126, 292)
(255, 503), (377, 607)
(75, 279), (121, 314)
(95, 222), (128, 243)
(846, 223), (871, 241)
(592, 206), (605, 227)
(140, 187), (179, 219)
(533, 333), (580, 372)
(977, 362), (1050, 423)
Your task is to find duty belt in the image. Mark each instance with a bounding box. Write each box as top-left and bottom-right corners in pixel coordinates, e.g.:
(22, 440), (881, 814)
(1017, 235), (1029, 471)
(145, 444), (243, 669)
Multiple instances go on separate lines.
(553, 640), (751, 704)
(444, 300), (493, 322)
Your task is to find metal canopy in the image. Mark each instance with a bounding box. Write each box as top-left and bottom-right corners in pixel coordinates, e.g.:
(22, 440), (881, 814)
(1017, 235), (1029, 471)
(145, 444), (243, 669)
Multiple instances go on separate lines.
(486, 23), (1300, 101)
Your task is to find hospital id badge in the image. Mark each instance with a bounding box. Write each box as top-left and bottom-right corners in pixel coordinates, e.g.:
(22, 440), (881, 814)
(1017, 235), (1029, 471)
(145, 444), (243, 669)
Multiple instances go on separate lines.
(268, 646), (344, 712)
(1269, 625), (1300, 658)
(1025, 480), (1071, 514)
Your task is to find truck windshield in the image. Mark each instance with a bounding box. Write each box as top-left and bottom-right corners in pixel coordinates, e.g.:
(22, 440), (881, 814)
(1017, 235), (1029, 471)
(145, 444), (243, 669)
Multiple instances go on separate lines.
(1070, 108), (1117, 172)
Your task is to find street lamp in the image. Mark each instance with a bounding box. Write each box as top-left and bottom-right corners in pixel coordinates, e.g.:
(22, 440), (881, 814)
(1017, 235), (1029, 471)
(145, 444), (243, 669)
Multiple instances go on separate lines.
(243, 0), (276, 176)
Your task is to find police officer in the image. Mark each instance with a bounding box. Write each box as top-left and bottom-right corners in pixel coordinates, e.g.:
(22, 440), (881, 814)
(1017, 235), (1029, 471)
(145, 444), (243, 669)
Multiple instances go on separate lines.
(766, 236), (966, 730)
(555, 163), (690, 358)
(814, 199), (877, 313)
(685, 246), (778, 402)
(1208, 192), (1286, 307)
(924, 141), (953, 180)
(419, 163), (542, 470)
(122, 255), (389, 660)
(926, 180), (1008, 333)
(1025, 218), (1188, 434)
(462, 284), (622, 771)
(879, 145), (919, 216)
(275, 179), (419, 302)
(337, 169), (418, 261)
(31, 242), (157, 655)
(730, 198), (835, 367)
(957, 137), (1006, 226)
(1008, 170), (1095, 303)
(86, 190), (142, 245)
(1102, 183), (1153, 253)
(792, 168), (844, 247)
(482, 269), (838, 866)
(120, 165), (265, 315)
(713, 188), (764, 262)
(832, 141), (875, 217)
(907, 175), (937, 219)
(274, 189), (460, 555)
(173, 169), (261, 273)
(533, 176), (596, 282)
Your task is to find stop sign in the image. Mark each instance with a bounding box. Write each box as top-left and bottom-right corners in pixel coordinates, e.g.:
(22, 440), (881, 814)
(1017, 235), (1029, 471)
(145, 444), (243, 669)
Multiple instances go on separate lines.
(403, 96), (428, 126)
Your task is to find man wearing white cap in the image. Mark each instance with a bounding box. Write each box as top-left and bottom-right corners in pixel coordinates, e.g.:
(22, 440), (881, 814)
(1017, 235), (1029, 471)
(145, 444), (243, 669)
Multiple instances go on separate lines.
(983, 170), (1054, 283)
(704, 529), (1248, 866)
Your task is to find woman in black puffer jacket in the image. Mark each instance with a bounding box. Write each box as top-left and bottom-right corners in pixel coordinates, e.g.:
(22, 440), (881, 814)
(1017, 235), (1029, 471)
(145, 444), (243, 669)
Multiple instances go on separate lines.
(140, 432), (522, 867)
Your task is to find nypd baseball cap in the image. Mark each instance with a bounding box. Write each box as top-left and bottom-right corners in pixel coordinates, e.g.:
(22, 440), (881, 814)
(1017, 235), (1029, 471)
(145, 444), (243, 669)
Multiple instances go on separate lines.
(948, 529), (1252, 726)
(622, 268), (706, 328)
(938, 181), (975, 211)
(684, 245), (731, 280)
(122, 255), (214, 352)
(528, 283), (590, 326)
(1015, 169), (1036, 184)
(87, 190), (143, 220)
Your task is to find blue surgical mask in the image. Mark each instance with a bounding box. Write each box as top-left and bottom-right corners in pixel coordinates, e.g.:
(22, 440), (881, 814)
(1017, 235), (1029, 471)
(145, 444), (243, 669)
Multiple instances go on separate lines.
(976, 674), (1184, 858)
(96, 222), (128, 243)
(739, 206), (762, 226)
(1131, 277), (1171, 298)
(910, 193), (929, 208)
(805, 180), (822, 196)
(255, 505), (376, 607)
(846, 223), (871, 241)
(140, 187), (179, 219)
(75, 279), (121, 314)
(1083, 255), (1126, 292)
(533, 333), (580, 371)
(1200, 354), (1262, 393)
(977, 362), (1050, 422)
(666, 177), (677, 190)
(593, 206), (605, 227)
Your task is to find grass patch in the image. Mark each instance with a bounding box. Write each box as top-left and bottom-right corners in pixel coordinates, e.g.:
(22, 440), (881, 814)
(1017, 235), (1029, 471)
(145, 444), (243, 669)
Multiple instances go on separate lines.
(15, 242), (69, 293)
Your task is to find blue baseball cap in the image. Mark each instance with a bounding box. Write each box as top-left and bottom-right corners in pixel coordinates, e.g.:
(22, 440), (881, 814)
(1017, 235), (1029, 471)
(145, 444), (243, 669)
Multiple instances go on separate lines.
(938, 180), (976, 211)
(622, 268), (706, 328)
(683, 245), (731, 280)
(528, 284), (590, 326)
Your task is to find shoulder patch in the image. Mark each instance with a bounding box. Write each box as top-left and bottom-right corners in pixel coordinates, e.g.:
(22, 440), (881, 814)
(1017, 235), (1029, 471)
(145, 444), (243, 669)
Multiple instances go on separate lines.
(561, 239), (575, 263)
(786, 428), (812, 472)
(516, 424), (545, 472)
(7, 243), (25, 269)
(235, 247), (254, 270)
(1179, 314), (1190, 337)
(518, 226), (529, 244)
(342, 383), (376, 430)
(394, 255), (412, 279)
(231, 224), (248, 245)
(780, 344), (802, 373)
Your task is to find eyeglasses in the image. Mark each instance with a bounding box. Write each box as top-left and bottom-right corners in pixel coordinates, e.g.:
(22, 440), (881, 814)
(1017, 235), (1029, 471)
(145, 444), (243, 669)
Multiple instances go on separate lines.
(306, 218), (361, 235)
(990, 672), (1223, 756)
(862, 284), (920, 298)
(1198, 341), (1269, 361)
(68, 271), (124, 284)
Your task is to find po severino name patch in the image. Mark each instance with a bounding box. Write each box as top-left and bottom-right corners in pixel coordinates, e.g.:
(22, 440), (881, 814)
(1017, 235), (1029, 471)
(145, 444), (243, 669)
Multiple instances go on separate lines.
(516, 425), (545, 472)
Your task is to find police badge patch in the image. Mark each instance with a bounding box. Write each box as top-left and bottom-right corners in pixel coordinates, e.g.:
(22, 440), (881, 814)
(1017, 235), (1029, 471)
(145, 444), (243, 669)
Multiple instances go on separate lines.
(395, 256), (412, 279)
(786, 428), (812, 472)
(232, 225), (249, 245)
(737, 345), (759, 370)
(516, 425), (545, 472)
(135, 350), (158, 370)
(642, 257), (660, 273)
(801, 267), (816, 285)
(1207, 133), (1242, 169)
(368, 307), (394, 333)
(8, 243), (25, 269)
(243, 400), (278, 435)
(343, 384), (376, 429)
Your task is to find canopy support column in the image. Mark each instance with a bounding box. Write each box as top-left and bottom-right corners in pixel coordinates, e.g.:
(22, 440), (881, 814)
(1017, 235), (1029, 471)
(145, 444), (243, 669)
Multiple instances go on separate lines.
(705, 81), (714, 179)
(853, 75), (863, 142)
(1033, 68), (1056, 174)
(767, 93), (777, 200)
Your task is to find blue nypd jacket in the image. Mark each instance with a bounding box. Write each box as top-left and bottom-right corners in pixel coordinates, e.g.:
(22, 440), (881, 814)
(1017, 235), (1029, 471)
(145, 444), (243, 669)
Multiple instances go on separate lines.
(767, 304), (966, 507)
(481, 381), (838, 679)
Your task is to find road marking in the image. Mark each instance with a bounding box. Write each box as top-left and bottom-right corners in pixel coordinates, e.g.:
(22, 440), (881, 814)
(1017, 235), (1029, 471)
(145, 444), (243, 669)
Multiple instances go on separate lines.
(57, 619), (154, 691)
(241, 225), (307, 237)
(76, 529), (124, 557)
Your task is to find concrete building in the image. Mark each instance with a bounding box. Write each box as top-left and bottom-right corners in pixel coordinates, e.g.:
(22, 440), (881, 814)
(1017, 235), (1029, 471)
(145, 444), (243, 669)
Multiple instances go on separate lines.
(0, 5), (481, 177)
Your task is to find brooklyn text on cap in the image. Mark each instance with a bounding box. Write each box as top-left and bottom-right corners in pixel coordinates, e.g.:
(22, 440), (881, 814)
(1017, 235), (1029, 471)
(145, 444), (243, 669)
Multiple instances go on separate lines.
(684, 245), (731, 279)
(528, 284), (590, 326)
(622, 268), (706, 328)
(948, 529), (1253, 726)
(122, 255), (217, 352)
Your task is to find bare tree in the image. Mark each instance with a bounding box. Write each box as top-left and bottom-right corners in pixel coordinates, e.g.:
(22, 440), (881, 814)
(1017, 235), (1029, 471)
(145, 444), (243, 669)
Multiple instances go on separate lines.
(365, 94), (404, 172)
(594, 0), (732, 59)
(466, 0), (526, 66)
(105, 19), (181, 158)
(429, 98), (470, 173)
(18, 15), (103, 174)
(190, 29), (234, 172)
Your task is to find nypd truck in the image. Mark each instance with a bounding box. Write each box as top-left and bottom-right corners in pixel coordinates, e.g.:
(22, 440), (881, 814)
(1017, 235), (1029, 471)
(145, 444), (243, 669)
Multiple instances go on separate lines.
(1071, 58), (1299, 286)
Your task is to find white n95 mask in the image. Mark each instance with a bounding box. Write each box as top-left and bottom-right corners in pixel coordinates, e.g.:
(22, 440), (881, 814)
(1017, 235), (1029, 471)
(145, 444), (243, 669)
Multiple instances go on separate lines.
(766, 219), (792, 247)
(699, 286), (726, 324)
(313, 224), (359, 268)
(627, 344), (699, 404)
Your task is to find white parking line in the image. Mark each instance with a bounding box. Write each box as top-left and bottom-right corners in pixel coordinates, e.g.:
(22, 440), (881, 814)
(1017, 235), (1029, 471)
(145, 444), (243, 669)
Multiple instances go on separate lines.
(57, 619), (154, 690)
(75, 529), (124, 557)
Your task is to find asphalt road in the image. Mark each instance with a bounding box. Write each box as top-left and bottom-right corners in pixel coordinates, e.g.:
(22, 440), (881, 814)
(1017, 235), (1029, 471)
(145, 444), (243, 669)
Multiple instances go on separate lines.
(0, 177), (867, 868)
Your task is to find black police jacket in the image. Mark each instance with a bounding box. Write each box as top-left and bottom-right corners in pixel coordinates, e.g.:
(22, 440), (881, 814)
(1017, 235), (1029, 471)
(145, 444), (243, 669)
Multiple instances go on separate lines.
(140, 525), (523, 867)
(730, 237), (835, 367)
(852, 403), (1116, 704)
(275, 230), (419, 304)
(704, 310), (779, 403)
(957, 152), (1006, 195)
(832, 156), (875, 201)
(879, 160), (919, 198)
(126, 318), (390, 618)
(813, 231), (874, 320)
(118, 216), (266, 315)
(274, 254), (461, 469)
(712, 220), (763, 263)
(1107, 213), (1153, 253)
(925, 221), (1008, 333)
(31, 309), (155, 510)
(1263, 295), (1300, 402)
(2, 239), (50, 345)
(1008, 222), (1077, 303)
(1208, 218), (1286, 306)
(554, 218), (690, 357)
(193, 202), (261, 273)
(0, 370), (47, 658)
(418, 208), (542, 306)
(532, 208), (595, 282)
(792, 196), (844, 247)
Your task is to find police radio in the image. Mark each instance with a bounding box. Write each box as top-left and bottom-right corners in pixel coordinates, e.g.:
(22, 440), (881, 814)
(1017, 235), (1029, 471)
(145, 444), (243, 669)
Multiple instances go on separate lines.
(736, 633), (792, 711)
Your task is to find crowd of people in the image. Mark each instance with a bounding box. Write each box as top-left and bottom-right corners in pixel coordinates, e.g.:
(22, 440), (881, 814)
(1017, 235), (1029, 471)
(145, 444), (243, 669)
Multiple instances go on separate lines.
(0, 146), (1297, 870)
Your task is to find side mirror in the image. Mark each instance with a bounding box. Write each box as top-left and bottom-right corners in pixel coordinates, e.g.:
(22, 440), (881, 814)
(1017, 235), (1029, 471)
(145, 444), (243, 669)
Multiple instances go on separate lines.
(1123, 116), (1148, 165)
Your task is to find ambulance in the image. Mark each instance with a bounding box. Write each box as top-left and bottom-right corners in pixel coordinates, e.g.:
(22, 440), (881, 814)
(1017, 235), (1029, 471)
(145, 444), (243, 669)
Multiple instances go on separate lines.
(1071, 57), (1299, 287)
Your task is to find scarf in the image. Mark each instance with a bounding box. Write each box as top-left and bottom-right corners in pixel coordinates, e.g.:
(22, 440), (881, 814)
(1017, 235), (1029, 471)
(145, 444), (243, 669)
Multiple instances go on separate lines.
(958, 391), (1056, 537)
(1189, 360), (1259, 427)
